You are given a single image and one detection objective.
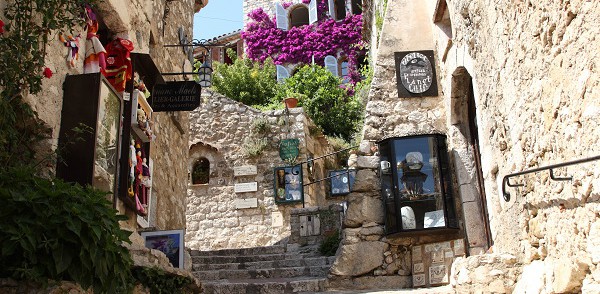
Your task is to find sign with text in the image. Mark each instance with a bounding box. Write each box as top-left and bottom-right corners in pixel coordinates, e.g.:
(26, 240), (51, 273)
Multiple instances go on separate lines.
(234, 198), (258, 209)
(234, 182), (258, 193)
(279, 139), (299, 162)
(394, 50), (438, 98)
(151, 81), (202, 112)
(234, 165), (258, 177)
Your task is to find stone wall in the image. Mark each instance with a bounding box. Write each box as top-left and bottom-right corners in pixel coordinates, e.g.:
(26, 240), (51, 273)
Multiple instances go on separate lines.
(340, 0), (600, 291)
(6, 0), (194, 241)
(187, 90), (338, 250)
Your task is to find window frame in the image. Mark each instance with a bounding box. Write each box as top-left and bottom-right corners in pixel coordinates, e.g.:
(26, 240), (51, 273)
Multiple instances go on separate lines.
(191, 157), (210, 185)
(377, 134), (458, 236)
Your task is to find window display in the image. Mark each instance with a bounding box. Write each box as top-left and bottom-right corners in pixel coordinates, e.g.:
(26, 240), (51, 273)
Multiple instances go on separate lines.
(57, 73), (123, 199)
(378, 134), (457, 234)
(328, 169), (356, 196)
(274, 166), (303, 204)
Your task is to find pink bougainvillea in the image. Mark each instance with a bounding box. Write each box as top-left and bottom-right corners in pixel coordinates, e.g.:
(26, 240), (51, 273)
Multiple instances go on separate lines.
(242, 1), (365, 84)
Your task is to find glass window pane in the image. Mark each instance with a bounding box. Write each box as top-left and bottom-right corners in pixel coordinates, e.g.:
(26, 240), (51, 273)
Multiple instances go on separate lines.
(393, 137), (444, 230)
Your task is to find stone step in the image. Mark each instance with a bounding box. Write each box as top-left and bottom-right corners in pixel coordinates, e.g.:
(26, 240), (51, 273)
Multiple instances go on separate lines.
(194, 265), (331, 281)
(192, 252), (324, 265)
(202, 277), (327, 294)
(194, 256), (336, 271)
(190, 245), (286, 257)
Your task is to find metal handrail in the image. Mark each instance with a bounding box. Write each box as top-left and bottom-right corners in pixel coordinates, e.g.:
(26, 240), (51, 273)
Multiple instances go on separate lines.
(501, 154), (600, 201)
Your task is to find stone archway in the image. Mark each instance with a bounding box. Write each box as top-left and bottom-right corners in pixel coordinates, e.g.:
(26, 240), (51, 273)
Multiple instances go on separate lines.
(449, 67), (492, 254)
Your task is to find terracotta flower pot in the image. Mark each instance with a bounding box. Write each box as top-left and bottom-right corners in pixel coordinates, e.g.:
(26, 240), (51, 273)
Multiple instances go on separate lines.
(284, 97), (298, 108)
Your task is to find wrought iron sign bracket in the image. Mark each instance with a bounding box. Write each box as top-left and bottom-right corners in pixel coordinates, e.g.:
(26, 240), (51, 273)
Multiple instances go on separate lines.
(501, 154), (600, 202)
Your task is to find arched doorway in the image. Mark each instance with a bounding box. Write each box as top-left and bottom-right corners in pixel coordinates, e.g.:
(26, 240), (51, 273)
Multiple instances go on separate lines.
(451, 68), (493, 253)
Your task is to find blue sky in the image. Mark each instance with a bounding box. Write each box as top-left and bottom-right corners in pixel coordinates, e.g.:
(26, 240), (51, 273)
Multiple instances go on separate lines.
(193, 0), (244, 40)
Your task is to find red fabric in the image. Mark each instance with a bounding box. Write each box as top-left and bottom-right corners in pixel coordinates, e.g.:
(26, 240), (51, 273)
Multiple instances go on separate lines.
(0, 19), (5, 34)
(104, 38), (134, 92)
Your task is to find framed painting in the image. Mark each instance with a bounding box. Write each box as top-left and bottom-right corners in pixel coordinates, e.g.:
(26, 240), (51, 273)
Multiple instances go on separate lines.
(141, 229), (185, 269)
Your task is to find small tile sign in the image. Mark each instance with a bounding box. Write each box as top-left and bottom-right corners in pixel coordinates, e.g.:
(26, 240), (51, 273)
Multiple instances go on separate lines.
(234, 165), (257, 177)
(234, 198), (258, 209)
(234, 182), (258, 193)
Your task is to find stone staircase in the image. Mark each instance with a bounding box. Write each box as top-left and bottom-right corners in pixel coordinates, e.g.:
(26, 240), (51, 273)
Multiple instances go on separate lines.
(191, 245), (336, 293)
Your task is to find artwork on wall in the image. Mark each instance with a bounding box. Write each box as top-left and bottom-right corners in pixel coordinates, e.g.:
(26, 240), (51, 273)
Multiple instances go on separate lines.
(274, 165), (303, 204)
(141, 230), (185, 269)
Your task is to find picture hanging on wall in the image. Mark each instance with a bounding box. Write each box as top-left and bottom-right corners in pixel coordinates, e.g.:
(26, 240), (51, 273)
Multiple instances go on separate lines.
(141, 229), (185, 269)
(273, 165), (303, 204)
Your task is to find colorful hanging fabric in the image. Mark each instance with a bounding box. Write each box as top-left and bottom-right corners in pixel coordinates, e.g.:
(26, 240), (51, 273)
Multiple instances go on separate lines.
(59, 33), (81, 68)
(104, 38), (134, 92)
(83, 6), (106, 73)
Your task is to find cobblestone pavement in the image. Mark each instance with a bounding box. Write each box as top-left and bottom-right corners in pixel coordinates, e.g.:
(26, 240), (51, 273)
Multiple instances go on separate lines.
(313, 285), (454, 293)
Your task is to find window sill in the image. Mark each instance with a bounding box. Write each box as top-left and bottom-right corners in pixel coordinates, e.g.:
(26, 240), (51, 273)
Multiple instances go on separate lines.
(386, 227), (460, 238)
(190, 183), (209, 187)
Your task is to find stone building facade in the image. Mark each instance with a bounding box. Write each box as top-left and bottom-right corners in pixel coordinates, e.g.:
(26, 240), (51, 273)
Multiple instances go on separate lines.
(0, 0), (201, 284)
(329, 0), (600, 292)
(187, 90), (339, 250)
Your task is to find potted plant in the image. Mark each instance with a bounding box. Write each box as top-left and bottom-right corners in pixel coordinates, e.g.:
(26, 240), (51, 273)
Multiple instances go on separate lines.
(283, 91), (307, 108)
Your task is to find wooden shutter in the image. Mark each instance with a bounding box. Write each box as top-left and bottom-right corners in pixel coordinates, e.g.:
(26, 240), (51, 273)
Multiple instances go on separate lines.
(309, 0), (318, 24)
(276, 65), (290, 82)
(324, 55), (338, 76)
(275, 2), (289, 31)
(328, 0), (335, 19)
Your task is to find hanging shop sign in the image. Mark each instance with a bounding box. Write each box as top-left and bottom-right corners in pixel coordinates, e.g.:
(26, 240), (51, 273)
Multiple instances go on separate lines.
(394, 50), (438, 98)
(151, 81), (202, 112)
(279, 139), (299, 162)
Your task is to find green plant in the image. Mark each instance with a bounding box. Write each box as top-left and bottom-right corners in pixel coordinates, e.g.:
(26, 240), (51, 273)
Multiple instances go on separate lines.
(319, 230), (341, 256)
(243, 137), (269, 158)
(251, 117), (271, 136)
(327, 135), (352, 167)
(0, 0), (93, 167)
(278, 65), (364, 141)
(207, 49), (281, 107)
(132, 266), (194, 294)
(0, 167), (133, 292)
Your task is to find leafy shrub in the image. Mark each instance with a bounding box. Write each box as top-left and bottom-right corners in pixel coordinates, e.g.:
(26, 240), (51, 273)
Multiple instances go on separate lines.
(319, 230), (341, 256)
(278, 65), (364, 141)
(0, 167), (133, 293)
(132, 267), (194, 294)
(209, 50), (280, 107)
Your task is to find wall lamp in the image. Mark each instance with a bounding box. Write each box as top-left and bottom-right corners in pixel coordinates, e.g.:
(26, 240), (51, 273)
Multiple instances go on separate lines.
(162, 39), (213, 87)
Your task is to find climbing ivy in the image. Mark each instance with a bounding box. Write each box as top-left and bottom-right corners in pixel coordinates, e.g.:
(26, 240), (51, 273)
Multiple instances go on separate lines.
(0, 0), (91, 166)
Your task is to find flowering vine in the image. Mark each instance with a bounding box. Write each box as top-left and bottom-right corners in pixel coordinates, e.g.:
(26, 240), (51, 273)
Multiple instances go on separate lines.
(241, 1), (364, 84)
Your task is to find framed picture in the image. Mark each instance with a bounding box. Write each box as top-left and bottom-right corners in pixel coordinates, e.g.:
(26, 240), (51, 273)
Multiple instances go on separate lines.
(141, 229), (185, 269)
(273, 165), (303, 204)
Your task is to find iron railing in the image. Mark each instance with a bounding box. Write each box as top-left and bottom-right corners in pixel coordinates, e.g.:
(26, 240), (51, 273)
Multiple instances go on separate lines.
(502, 154), (600, 201)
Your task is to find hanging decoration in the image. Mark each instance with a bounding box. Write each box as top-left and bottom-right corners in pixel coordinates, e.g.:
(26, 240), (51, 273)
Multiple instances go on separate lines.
(83, 5), (106, 73)
(59, 33), (81, 68)
(104, 38), (134, 92)
(129, 140), (151, 216)
(43, 67), (53, 78)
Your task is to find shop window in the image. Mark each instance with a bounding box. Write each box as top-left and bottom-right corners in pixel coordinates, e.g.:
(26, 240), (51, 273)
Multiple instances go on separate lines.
(378, 134), (458, 235)
(290, 6), (309, 28)
(192, 157), (210, 184)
